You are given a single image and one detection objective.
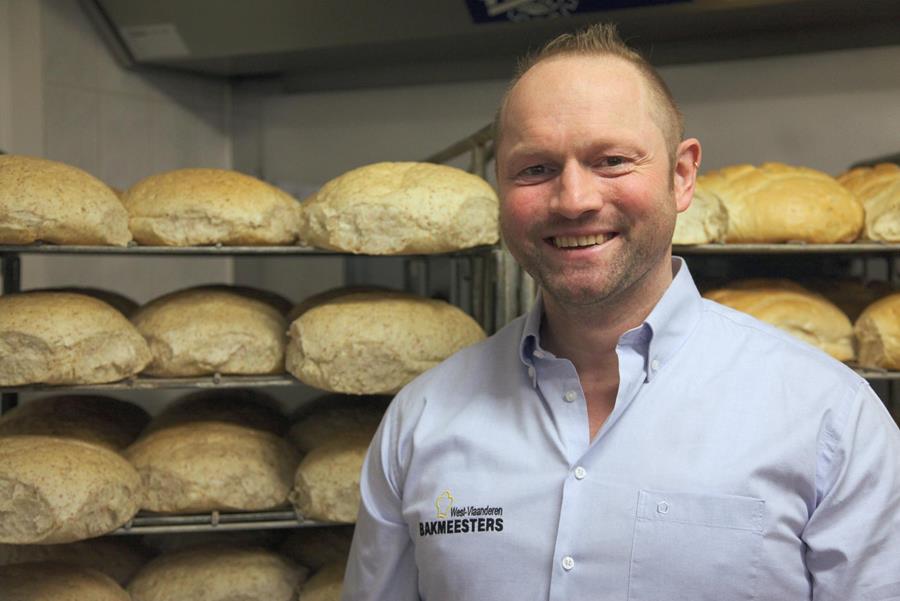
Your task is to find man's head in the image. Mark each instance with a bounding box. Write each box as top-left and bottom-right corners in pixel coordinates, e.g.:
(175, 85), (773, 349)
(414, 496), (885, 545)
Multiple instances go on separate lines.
(494, 23), (684, 168)
(494, 24), (700, 311)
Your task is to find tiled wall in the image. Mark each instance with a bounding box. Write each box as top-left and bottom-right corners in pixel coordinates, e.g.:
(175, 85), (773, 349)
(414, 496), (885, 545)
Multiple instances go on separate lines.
(20, 0), (234, 303)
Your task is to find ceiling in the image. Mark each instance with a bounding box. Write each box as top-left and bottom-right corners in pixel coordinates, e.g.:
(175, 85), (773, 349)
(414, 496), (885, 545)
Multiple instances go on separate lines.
(82, 0), (900, 91)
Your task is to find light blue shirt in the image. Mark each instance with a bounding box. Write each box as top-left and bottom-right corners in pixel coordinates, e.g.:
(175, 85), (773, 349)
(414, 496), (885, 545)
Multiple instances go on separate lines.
(343, 258), (900, 601)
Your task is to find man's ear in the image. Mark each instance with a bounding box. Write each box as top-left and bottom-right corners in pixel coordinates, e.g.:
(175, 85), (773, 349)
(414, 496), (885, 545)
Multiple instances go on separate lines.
(673, 138), (702, 214)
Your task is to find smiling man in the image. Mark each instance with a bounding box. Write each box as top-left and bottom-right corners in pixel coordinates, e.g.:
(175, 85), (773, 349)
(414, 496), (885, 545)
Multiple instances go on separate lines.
(342, 24), (900, 601)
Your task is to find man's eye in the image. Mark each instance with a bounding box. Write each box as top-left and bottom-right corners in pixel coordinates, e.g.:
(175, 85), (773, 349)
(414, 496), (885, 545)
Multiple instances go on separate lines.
(520, 165), (549, 177)
(602, 156), (626, 167)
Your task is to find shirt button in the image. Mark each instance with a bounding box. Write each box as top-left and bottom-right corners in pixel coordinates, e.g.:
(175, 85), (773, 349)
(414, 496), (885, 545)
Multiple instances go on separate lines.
(574, 466), (587, 480)
(657, 501), (669, 514)
(562, 556), (575, 571)
(563, 390), (578, 403)
(533, 350), (545, 359)
(650, 359), (660, 371)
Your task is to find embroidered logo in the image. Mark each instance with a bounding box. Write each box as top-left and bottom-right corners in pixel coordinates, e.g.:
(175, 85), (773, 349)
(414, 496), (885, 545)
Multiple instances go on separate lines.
(435, 490), (454, 519)
(419, 490), (504, 537)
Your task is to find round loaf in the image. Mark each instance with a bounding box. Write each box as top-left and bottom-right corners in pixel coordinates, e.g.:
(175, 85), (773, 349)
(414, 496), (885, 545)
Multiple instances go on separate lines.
(128, 545), (307, 601)
(0, 395), (149, 451)
(123, 168), (300, 245)
(0, 539), (151, 585)
(854, 292), (900, 370)
(705, 281), (855, 361)
(286, 290), (486, 394)
(0, 436), (141, 544)
(838, 163), (900, 241)
(289, 395), (387, 453)
(132, 286), (287, 377)
(672, 185), (728, 244)
(298, 161), (499, 254)
(697, 162), (864, 243)
(36, 287), (139, 317)
(0, 154), (131, 246)
(0, 292), (151, 386)
(280, 526), (354, 571)
(298, 561), (346, 601)
(0, 561), (131, 601)
(147, 389), (288, 436)
(290, 434), (368, 523)
(125, 422), (300, 513)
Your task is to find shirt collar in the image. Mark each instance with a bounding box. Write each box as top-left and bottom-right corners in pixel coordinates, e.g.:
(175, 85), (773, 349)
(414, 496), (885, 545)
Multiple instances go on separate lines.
(518, 257), (703, 383)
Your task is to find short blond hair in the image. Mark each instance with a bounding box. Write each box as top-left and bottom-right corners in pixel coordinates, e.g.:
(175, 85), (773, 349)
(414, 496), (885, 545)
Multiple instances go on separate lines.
(494, 23), (684, 162)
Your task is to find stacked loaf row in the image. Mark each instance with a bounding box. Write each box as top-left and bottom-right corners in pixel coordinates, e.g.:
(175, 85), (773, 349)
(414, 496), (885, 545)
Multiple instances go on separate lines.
(0, 530), (350, 600)
(0, 155), (500, 253)
(674, 162), (900, 244)
(0, 285), (486, 391)
(703, 278), (900, 369)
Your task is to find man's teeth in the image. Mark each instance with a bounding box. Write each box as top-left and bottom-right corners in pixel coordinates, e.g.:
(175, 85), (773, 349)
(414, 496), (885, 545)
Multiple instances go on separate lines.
(553, 234), (612, 248)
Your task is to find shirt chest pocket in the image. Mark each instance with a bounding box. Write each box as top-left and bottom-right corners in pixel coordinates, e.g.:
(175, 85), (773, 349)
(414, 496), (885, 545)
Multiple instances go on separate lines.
(628, 489), (766, 601)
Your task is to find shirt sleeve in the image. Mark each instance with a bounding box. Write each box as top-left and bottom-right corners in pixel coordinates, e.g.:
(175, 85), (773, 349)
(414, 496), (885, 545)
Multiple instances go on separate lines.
(341, 396), (420, 601)
(804, 382), (900, 600)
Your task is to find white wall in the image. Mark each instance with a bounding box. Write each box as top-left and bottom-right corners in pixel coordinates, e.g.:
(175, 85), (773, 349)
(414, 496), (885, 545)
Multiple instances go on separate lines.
(11, 0), (235, 304)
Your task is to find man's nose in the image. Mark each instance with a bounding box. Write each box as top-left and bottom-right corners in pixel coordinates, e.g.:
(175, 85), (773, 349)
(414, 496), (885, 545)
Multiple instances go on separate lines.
(552, 163), (600, 219)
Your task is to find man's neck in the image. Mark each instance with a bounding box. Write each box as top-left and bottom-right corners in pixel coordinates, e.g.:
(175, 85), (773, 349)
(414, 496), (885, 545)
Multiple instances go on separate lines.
(540, 259), (674, 372)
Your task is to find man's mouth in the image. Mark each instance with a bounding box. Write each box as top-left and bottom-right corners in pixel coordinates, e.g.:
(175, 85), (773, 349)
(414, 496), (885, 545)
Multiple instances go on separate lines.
(550, 233), (616, 249)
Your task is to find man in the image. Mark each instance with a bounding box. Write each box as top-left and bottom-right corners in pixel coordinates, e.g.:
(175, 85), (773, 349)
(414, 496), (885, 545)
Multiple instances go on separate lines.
(342, 24), (900, 600)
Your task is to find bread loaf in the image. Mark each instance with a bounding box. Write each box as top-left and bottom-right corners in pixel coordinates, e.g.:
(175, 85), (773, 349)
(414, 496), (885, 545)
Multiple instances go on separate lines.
(289, 394), (388, 453)
(287, 290), (486, 394)
(280, 526), (354, 571)
(35, 287), (139, 317)
(837, 163), (900, 241)
(132, 286), (287, 377)
(0, 539), (150, 585)
(705, 281), (855, 361)
(290, 434), (368, 523)
(804, 278), (894, 322)
(0, 395), (149, 451)
(298, 561), (346, 601)
(0, 561), (131, 601)
(697, 162), (864, 243)
(128, 545), (307, 601)
(0, 436), (141, 544)
(125, 422), (300, 513)
(123, 168), (300, 245)
(298, 162), (499, 254)
(0, 154), (131, 246)
(0, 292), (151, 386)
(854, 292), (900, 369)
(147, 389), (287, 437)
(672, 186), (728, 244)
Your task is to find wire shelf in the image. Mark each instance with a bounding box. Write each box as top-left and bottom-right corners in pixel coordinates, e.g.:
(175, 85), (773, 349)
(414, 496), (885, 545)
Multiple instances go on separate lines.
(0, 374), (300, 393)
(674, 242), (900, 254)
(111, 510), (346, 535)
(0, 244), (497, 257)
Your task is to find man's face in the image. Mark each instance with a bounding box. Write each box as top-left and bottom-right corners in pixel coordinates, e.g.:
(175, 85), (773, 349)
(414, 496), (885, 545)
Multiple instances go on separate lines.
(496, 55), (688, 309)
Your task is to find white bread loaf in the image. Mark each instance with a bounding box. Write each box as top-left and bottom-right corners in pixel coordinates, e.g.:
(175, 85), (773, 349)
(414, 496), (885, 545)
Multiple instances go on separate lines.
(298, 561), (346, 601)
(0, 395), (149, 451)
(125, 422), (300, 513)
(0, 561), (131, 601)
(697, 162), (864, 243)
(0, 292), (151, 386)
(0, 154), (131, 246)
(0, 539), (150, 585)
(280, 526), (354, 571)
(705, 281), (855, 361)
(854, 292), (900, 370)
(290, 434), (368, 523)
(289, 394), (388, 453)
(132, 285), (287, 377)
(672, 185), (728, 244)
(298, 161), (499, 254)
(287, 290), (486, 394)
(123, 168), (300, 245)
(837, 163), (900, 241)
(0, 436), (141, 544)
(128, 545), (307, 601)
